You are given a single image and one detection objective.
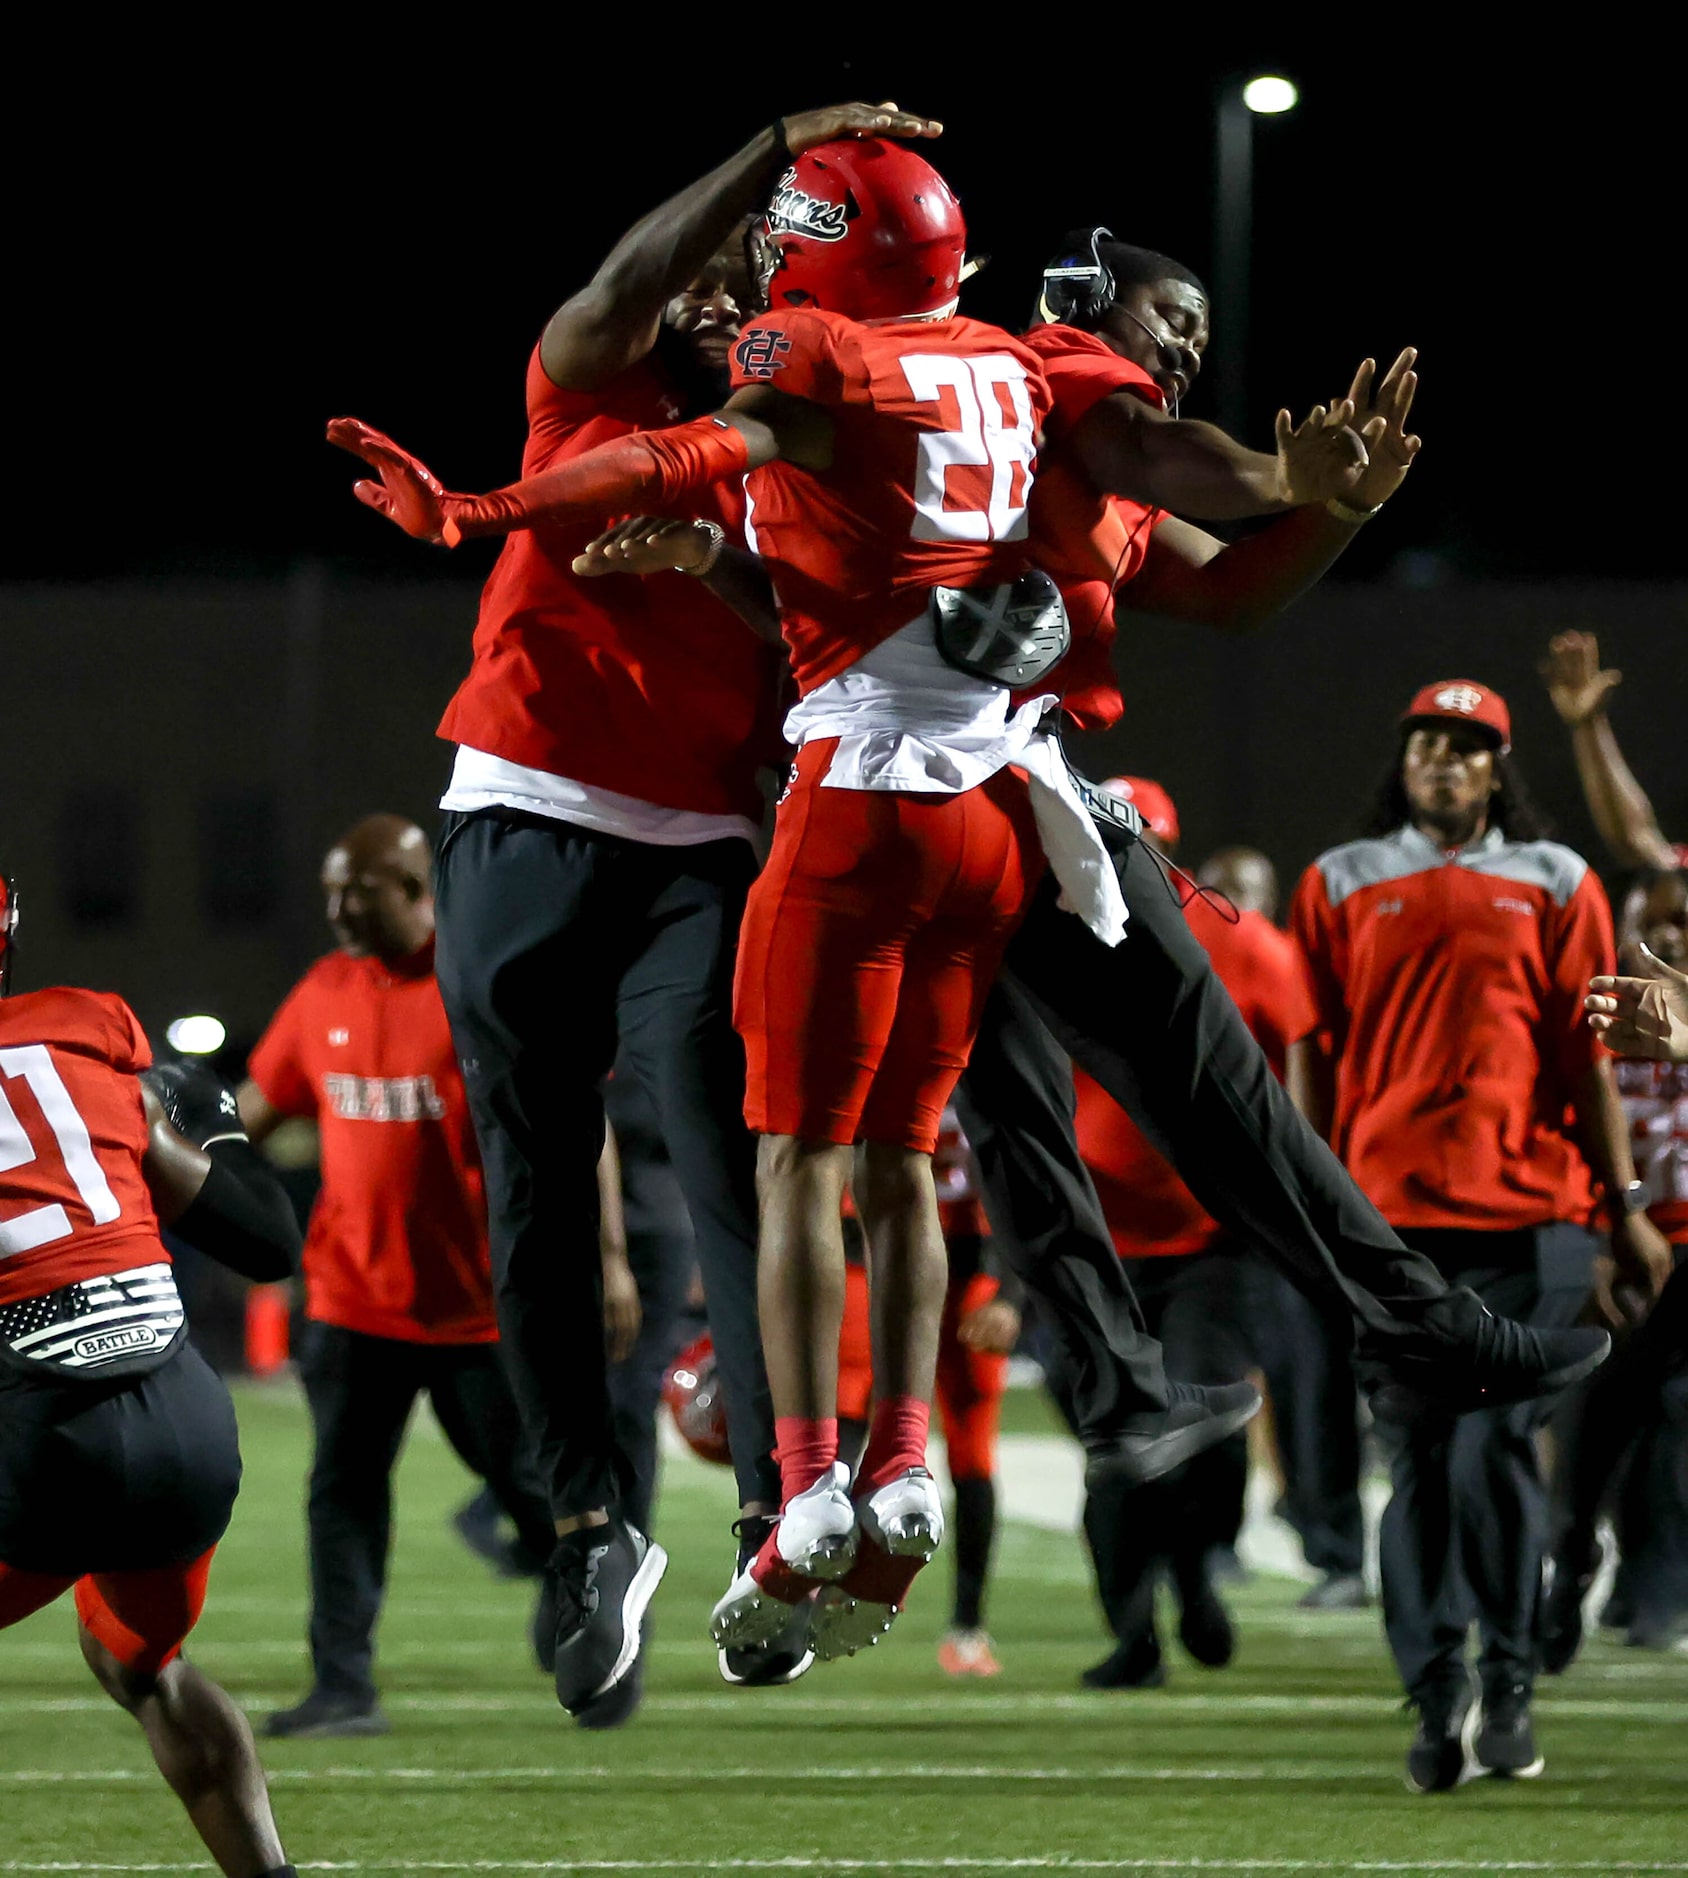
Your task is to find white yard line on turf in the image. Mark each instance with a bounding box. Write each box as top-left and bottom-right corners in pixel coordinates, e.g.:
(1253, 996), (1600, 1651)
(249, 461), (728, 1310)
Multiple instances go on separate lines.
(7, 1858), (1688, 1873)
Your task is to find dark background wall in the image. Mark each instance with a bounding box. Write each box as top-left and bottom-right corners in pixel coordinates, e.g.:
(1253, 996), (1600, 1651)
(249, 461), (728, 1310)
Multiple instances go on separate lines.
(6, 570), (1679, 1051)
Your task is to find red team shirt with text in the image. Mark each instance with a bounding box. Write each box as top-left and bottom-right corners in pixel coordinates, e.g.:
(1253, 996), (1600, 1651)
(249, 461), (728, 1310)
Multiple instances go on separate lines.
(1074, 903), (1316, 1258)
(728, 308), (1055, 693)
(437, 350), (784, 821)
(246, 945), (496, 1344)
(0, 987), (164, 1306)
(1290, 826), (1614, 1231)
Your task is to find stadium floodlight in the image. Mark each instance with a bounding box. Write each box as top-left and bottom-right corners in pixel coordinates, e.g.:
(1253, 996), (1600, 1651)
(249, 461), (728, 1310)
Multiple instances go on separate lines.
(1242, 75), (1298, 115)
(166, 1014), (227, 1055)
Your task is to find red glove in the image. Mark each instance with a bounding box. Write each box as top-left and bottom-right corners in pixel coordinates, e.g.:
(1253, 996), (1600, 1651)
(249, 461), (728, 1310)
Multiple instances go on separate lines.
(327, 416), (754, 548)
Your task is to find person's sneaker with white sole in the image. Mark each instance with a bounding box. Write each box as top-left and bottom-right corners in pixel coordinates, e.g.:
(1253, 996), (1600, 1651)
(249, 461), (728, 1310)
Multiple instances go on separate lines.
(547, 1517), (667, 1729)
(811, 1467), (945, 1663)
(711, 1464), (858, 1656)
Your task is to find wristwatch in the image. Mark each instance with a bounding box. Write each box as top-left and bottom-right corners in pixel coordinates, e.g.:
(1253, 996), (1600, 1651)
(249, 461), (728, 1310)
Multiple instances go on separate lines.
(1611, 1179), (1651, 1220)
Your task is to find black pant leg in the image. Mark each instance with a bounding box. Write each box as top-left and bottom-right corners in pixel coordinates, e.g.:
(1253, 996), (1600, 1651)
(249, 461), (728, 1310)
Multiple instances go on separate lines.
(614, 839), (780, 1510)
(1252, 1258), (1366, 1578)
(433, 811), (627, 1519)
(610, 1228), (694, 1536)
(1002, 852), (1469, 1350)
(955, 974), (1170, 1441)
(423, 1343), (556, 1565)
(299, 1325), (419, 1703)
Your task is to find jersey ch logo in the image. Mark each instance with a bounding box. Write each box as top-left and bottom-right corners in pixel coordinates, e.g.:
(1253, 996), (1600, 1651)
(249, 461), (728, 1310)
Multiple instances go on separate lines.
(733, 331), (792, 380)
(1433, 685), (1484, 715)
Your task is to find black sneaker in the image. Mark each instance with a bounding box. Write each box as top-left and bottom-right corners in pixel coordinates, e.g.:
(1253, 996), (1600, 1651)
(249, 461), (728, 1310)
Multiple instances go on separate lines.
(1081, 1631), (1166, 1689)
(1173, 1563), (1235, 1668)
(1625, 1605), (1688, 1650)
(1539, 1542), (1600, 1675)
(546, 1518), (667, 1726)
(1084, 1381), (1262, 1491)
(717, 1515), (815, 1688)
(1367, 1309), (1609, 1419)
(1298, 1571), (1370, 1612)
(1404, 1680), (1476, 1793)
(263, 1690), (390, 1740)
(1472, 1677), (1544, 1779)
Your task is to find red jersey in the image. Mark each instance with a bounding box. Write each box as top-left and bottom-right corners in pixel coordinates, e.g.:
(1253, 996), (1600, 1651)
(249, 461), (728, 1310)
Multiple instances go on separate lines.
(1075, 902), (1316, 1258)
(728, 309), (1054, 693)
(437, 349), (784, 822)
(246, 943), (495, 1344)
(1615, 1058), (1688, 1242)
(1019, 324), (1166, 731)
(0, 987), (164, 1306)
(1291, 825), (1615, 1231)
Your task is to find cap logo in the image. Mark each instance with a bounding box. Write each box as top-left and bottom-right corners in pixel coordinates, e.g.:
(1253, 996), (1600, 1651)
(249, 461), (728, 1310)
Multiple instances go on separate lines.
(768, 168), (854, 243)
(1433, 685), (1484, 715)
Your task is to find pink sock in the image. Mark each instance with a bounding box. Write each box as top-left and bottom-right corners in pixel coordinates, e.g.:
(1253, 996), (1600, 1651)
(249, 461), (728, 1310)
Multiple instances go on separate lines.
(775, 1415), (838, 1506)
(858, 1395), (931, 1493)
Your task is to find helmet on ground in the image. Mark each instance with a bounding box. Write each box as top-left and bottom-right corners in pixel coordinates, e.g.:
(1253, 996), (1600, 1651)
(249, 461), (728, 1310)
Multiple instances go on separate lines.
(757, 138), (966, 323)
(662, 1331), (733, 1467)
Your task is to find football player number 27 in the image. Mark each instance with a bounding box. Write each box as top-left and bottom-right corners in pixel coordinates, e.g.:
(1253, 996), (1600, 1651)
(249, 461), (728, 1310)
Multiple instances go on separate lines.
(0, 1045), (121, 1256)
(901, 355), (1037, 544)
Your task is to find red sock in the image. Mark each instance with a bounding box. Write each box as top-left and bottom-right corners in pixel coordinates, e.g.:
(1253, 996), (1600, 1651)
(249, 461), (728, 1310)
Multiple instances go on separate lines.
(857, 1395), (931, 1493)
(775, 1416), (838, 1506)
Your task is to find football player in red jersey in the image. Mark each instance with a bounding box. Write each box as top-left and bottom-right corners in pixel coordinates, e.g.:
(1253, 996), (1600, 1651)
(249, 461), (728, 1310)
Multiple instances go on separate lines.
(0, 872), (305, 1878)
(236, 816), (571, 1739)
(1291, 683), (1670, 1791)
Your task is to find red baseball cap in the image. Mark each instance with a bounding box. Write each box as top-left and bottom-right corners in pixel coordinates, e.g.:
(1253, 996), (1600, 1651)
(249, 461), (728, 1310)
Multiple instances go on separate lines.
(1401, 679), (1512, 754)
(1101, 775), (1179, 845)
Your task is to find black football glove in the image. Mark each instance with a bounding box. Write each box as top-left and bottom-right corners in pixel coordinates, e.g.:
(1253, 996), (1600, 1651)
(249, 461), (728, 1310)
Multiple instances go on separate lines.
(140, 1057), (246, 1148)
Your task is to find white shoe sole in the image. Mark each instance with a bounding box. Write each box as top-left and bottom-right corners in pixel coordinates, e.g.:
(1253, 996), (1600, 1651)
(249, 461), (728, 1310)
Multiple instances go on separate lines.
(591, 1539), (668, 1701)
(711, 1568), (809, 1652)
(716, 1641), (817, 1686)
(860, 1491), (943, 1563)
(811, 1586), (898, 1662)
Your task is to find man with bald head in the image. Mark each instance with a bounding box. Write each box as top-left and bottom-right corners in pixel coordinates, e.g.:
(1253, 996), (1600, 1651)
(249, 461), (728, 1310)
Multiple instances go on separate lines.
(237, 815), (568, 1738)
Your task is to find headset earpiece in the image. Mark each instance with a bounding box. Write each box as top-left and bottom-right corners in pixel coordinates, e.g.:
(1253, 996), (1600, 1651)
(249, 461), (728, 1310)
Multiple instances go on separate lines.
(1038, 225), (1116, 329)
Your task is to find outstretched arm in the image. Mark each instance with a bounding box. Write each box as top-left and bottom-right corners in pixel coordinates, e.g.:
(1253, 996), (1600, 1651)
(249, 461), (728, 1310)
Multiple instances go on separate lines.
(1541, 631), (1678, 870)
(572, 516), (785, 644)
(1121, 351), (1422, 631)
(541, 103), (942, 392)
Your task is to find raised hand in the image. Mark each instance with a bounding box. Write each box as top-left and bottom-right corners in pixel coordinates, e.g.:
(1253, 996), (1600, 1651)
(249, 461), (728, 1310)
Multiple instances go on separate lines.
(326, 417), (456, 544)
(1586, 945), (1688, 1062)
(573, 516), (717, 578)
(1343, 348), (1422, 508)
(780, 101), (942, 154)
(1273, 398), (1369, 506)
(1540, 630), (1622, 726)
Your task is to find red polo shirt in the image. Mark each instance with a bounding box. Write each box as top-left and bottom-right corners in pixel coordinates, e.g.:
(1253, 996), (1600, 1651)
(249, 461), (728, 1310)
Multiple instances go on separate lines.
(246, 942), (496, 1344)
(1290, 825), (1614, 1231)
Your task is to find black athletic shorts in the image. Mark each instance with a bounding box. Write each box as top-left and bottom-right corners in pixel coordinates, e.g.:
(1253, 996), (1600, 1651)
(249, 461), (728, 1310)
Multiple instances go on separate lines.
(0, 1341), (241, 1575)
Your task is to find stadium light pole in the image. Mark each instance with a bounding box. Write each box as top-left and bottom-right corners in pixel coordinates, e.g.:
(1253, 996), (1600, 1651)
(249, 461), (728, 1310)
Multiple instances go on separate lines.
(1212, 73), (1299, 439)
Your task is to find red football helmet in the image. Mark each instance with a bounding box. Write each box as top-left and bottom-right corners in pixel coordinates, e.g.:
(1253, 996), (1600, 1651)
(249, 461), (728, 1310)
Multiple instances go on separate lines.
(757, 138), (967, 323)
(662, 1331), (733, 1467)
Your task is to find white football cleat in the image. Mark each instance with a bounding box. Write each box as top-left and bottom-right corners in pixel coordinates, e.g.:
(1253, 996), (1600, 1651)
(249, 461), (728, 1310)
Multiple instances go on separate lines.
(710, 1566), (808, 1654)
(776, 1460), (859, 1581)
(859, 1466), (946, 1561)
(810, 1584), (897, 1662)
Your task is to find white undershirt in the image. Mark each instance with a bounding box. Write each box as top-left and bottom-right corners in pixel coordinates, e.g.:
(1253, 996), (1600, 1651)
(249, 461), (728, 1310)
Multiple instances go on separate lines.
(784, 616), (1128, 946)
(440, 746), (759, 849)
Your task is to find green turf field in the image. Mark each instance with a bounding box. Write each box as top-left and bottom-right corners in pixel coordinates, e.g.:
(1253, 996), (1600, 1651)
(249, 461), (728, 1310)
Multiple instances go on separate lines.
(4, 1380), (1685, 1875)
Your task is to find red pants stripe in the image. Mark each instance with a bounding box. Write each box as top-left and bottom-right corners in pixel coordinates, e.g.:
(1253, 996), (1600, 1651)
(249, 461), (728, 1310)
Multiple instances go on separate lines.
(736, 740), (1045, 1152)
(0, 1548), (216, 1674)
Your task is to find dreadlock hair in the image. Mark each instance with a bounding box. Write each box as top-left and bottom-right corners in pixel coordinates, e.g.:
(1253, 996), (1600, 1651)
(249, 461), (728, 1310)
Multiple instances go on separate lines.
(1361, 732), (1553, 842)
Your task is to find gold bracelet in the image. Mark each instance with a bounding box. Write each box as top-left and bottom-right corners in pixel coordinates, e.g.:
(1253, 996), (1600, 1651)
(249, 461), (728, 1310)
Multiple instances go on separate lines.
(1325, 495), (1382, 525)
(677, 522), (726, 576)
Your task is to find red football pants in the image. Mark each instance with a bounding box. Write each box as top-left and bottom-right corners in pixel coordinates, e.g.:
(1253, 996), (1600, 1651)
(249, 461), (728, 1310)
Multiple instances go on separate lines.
(837, 1264), (1006, 1479)
(736, 740), (1046, 1153)
(0, 1548), (216, 1674)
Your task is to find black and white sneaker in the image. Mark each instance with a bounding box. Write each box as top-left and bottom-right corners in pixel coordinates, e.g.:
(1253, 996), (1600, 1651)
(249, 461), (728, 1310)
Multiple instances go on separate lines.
(546, 1519), (666, 1728)
(717, 1515), (816, 1687)
(1539, 1537), (1603, 1675)
(1084, 1381), (1262, 1491)
(1471, 1677), (1544, 1779)
(1404, 1679), (1478, 1794)
(1367, 1310), (1609, 1419)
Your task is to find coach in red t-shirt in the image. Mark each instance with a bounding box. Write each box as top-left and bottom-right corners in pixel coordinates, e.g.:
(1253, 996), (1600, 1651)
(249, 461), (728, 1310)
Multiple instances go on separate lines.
(1291, 682), (1671, 1791)
(239, 814), (558, 1740)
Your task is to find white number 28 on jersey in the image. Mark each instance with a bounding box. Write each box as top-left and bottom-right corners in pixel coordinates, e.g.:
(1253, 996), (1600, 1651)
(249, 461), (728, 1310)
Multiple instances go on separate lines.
(0, 1045), (122, 1257)
(901, 354), (1037, 544)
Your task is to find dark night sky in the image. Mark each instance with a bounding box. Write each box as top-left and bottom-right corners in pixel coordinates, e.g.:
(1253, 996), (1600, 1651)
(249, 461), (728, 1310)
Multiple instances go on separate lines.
(10, 42), (1672, 584)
